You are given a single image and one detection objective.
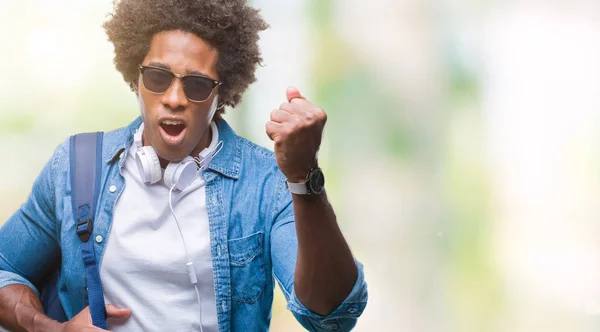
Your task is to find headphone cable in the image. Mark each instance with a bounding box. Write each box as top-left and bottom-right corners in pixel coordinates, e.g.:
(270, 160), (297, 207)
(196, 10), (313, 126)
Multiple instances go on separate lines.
(169, 184), (205, 332)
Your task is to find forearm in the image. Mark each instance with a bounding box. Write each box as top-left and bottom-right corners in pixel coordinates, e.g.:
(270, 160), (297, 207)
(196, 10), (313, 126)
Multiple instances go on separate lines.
(0, 284), (62, 332)
(292, 191), (358, 316)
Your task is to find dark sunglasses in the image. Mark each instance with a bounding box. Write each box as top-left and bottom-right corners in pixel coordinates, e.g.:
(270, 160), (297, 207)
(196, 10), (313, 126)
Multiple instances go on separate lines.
(138, 65), (222, 102)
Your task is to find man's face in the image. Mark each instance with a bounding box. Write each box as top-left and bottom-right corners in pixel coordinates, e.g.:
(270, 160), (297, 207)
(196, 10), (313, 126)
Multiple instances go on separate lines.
(137, 30), (219, 163)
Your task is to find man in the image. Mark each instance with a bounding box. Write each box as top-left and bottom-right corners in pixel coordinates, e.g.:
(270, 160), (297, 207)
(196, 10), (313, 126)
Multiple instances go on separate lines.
(0, 0), (368, 331)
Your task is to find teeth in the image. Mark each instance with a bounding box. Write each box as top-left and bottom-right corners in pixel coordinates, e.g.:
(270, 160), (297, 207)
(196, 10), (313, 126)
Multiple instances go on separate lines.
(162, 119), (184, 126)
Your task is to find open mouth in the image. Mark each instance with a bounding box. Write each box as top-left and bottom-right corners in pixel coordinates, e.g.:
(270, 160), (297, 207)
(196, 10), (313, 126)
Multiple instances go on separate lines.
(159, 119), (187, 146)
(161, 122), (185, 136)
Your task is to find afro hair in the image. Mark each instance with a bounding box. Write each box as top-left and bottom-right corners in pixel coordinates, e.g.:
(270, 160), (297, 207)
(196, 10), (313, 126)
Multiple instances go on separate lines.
(103, 0), (269, 116)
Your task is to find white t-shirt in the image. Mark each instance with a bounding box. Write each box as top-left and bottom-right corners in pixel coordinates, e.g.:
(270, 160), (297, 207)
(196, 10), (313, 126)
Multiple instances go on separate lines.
(100, 141), (217, 332)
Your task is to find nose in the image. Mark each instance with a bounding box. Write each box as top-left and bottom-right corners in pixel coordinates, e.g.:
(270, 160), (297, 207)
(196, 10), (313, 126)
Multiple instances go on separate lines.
(161, 77), (188, 111)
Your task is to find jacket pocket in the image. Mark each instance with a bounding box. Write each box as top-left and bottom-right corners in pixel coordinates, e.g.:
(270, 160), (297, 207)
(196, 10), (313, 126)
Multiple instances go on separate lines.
(228, 231), (266, 303)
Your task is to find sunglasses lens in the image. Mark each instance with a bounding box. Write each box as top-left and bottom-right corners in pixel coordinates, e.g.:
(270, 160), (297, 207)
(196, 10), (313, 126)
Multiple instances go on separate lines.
(142, 68), (172, 93)
(183, 76), (214, 102)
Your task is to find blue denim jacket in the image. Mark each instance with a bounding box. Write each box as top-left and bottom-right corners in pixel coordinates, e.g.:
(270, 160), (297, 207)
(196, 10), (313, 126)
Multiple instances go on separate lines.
(0, 117), (368, 331)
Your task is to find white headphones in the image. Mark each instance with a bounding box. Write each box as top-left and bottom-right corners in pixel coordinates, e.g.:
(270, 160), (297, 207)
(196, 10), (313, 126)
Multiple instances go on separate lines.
(133, 121), (221, 191)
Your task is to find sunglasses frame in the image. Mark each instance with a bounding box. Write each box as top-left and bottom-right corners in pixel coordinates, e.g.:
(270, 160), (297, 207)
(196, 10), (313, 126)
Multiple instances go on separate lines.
(137, 64), (222, 103)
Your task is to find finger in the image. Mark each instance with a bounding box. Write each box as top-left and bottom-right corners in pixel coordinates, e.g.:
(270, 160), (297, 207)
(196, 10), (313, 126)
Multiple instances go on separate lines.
(106, 304), (131, 319)
(286, 86), (305, 102)
(279, 102), (301, 115)
(281, 101), (319, 121)
(265, 120), (284, 141)
(281, 102), (321, 124)
(270, 109), (295, 123)
(306, 105), (327, 124)
(289, 95), (314, 108)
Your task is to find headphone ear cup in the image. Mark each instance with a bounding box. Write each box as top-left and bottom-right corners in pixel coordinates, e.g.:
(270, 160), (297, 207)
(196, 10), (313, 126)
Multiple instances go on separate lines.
(135, 146), (162, 184)
(164, 156), (198, 191)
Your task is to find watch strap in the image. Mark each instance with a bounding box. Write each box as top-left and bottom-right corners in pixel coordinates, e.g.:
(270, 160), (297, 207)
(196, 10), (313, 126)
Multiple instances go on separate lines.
(286, 180), (309, 195)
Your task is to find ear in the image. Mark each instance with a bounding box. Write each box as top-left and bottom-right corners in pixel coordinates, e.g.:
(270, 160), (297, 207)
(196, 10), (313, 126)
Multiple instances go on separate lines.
(213, 98), (225, 121)
(129, 82), (139, 94)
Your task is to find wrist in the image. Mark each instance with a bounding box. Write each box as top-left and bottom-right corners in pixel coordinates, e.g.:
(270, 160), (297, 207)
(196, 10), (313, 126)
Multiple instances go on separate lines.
(36, 318), (64, 332)
(29, 312), (63, 332)
(286, 167), (325, 196)
(285, 161), (319, 184)
(286, 176), (305, 184)
(15, 304), (63, 332)
(285, 170), (312, 184)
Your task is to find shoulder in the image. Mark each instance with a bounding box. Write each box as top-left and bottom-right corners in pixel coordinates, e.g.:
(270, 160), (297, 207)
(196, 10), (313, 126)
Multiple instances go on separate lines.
(211, 118), (281, 181)
(234, 132), (283, 182)
(237, 135), (276, 164)
(49, 117), (139, 182)
(234, 134), (289, 200)
(214, 118), (286, 192)
(100, 117), (141, 161)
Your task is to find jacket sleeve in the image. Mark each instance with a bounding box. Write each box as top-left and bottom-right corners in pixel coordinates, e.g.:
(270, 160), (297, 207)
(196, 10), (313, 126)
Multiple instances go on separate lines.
(0, 140), (67, 295)
(270, 173), (368, 332)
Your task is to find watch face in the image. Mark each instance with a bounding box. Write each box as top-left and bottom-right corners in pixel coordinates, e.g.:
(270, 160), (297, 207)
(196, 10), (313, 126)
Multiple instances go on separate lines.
(308, 168), (325, 194)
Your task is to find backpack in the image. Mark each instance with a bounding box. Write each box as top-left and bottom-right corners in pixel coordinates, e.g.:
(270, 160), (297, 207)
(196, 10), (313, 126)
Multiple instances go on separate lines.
(37, 132), (108, 328)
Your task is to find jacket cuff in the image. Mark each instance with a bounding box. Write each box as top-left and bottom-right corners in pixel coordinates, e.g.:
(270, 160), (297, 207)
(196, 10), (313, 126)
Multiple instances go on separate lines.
(0, 270), (39, 297)
(287, 259), (368, 330)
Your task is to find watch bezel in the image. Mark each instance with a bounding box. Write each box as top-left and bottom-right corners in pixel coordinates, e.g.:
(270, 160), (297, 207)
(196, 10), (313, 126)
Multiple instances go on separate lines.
(306, 168), (325, 195)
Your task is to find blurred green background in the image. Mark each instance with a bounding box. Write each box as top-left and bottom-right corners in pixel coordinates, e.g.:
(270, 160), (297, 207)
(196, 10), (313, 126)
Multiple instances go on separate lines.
(2, 0), (600, 331)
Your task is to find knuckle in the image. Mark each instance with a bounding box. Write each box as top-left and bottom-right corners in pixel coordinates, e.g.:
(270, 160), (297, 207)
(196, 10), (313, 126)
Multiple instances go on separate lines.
(283, 127), (294, 137)
(305, 111), (315, 122)
(315, 107), (326, 118)
(289, 116), (305, 129)
(265, 122), (275, 134)
(321, 111), (328, 122)
(292, 114), (303, 124)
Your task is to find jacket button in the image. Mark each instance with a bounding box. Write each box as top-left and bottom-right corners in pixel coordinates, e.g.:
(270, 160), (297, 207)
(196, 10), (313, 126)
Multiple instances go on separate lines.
(221, 300), (226, 311)
(217, 245), (221, 256)
(95, 235), (103, 243)
(109, 185), (117, 193)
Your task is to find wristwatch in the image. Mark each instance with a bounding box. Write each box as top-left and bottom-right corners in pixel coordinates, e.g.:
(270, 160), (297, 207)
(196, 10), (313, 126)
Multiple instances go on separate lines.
(286, 168), (325, 195)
